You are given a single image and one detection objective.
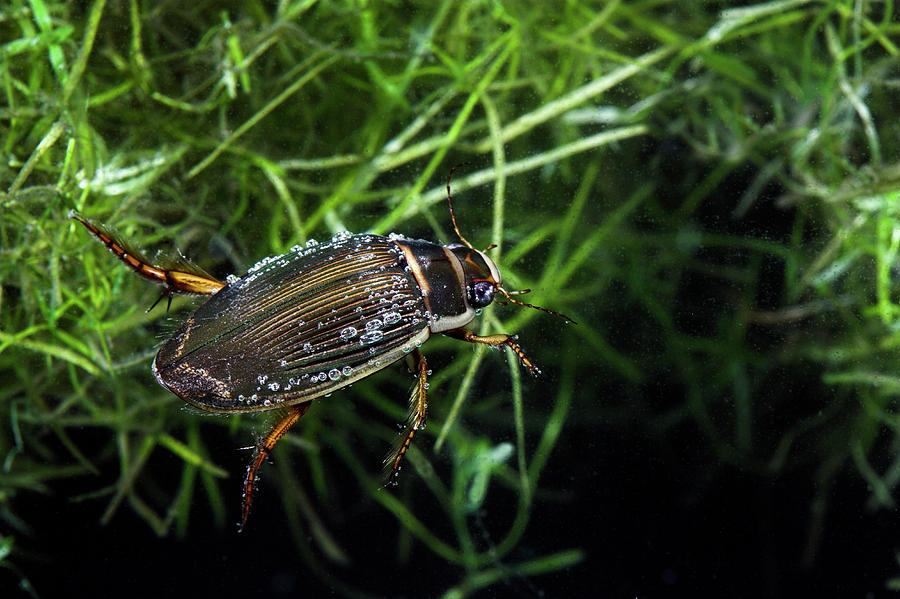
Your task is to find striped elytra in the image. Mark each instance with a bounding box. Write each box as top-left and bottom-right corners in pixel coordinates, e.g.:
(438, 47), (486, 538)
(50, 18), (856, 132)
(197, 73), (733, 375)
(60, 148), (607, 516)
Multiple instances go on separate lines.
(152, 232), (431, 411)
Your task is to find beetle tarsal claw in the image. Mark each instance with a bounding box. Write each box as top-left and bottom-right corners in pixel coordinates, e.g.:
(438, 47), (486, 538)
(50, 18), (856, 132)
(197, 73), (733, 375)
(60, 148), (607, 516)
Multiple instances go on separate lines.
(147, 287), (174, 313)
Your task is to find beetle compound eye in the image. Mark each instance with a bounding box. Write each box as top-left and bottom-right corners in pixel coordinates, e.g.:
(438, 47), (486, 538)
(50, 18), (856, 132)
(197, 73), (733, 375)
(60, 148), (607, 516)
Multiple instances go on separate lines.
(469, 281), (495, 309)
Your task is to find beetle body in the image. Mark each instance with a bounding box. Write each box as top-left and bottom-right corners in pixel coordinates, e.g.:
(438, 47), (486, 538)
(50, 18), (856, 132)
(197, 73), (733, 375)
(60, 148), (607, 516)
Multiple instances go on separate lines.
(152, 233), (500, 412)
(70, 170), (571, 530)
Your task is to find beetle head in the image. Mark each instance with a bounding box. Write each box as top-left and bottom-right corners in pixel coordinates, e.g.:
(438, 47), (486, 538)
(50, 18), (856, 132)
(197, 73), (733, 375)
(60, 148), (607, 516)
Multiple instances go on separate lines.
(446, 243), (501, 310)
(444, 165), (576, 324)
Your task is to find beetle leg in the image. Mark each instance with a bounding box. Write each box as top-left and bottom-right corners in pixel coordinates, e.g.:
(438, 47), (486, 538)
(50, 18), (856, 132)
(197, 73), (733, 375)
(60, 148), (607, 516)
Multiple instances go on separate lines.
(384, 348), (428, 483)
(444, 327), (541, 376)
(240, 403), (311, 531)
(69, 211), (226, 310)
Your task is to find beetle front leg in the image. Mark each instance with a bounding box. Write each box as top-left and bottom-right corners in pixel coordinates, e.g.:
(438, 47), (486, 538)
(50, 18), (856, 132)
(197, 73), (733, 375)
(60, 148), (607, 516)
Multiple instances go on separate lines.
(444, 328), (541, 376)
(240, 402), (311, 531)
(384, 348), (428, 483)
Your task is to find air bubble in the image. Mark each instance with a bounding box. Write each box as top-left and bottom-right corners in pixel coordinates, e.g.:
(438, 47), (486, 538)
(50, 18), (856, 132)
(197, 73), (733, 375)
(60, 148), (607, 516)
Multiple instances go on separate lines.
(359, 330), (384, 344)
(268, 382), (280, 391)
(328, 368), (341, 381)
(383, 311), (401, 325)
(340, 326), (358, 340)
(366, 318), (383, 330)
(342, 366), (353, 377)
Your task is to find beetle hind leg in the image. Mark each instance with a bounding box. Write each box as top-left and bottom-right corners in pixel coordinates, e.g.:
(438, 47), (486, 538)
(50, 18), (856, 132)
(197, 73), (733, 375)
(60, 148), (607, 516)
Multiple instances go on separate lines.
(240, 403), (311, 531)
(384, 349), (428, 484)
(69, 210), (226, 311)
(444, 327), (541, 376)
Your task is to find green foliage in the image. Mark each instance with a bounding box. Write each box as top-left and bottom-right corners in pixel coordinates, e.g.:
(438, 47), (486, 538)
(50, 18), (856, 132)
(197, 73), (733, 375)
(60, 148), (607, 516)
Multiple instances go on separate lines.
(2, 0), (900, 594)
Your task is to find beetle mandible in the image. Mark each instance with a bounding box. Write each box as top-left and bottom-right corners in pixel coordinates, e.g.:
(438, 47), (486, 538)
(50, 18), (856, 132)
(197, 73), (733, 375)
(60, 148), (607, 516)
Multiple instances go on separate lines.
(70, 167), (574, 530)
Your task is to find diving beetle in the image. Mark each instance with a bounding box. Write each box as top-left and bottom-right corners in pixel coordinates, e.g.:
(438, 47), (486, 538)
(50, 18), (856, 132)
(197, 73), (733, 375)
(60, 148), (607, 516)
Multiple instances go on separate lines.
(70, 168), (573, 530)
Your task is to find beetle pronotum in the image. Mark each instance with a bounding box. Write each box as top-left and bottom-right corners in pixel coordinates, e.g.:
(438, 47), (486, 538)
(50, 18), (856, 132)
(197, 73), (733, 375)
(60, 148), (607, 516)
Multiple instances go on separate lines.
(71, 168), (573, 530)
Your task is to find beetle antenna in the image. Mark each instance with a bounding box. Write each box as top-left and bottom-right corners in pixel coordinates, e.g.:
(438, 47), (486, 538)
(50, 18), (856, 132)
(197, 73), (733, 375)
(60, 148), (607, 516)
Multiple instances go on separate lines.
(497, 286), (577, 324)
(446, 163), (475, 251)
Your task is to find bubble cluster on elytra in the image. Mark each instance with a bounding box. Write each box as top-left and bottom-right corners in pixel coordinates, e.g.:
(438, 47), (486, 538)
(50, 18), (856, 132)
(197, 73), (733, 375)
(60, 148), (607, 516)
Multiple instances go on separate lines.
(242, 361), (358, 400)
(236, 234), (407, 293)
(236, 393), (262, 405)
